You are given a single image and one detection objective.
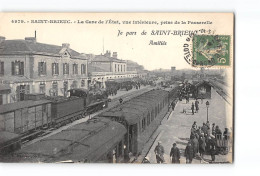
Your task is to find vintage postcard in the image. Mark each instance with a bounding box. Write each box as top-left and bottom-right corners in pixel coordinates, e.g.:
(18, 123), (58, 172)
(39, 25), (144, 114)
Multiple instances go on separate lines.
(0, 13), (234, 164)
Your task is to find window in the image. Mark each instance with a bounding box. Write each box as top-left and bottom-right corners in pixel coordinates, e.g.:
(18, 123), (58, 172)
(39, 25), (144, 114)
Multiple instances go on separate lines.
(0, 94), (2, 105)
(124, 65), (125, 72)
(73, 64), (78, 75)
(81, 80), (85, 87)
(63, 81), (68, 96)
(12, 61), (24, 76)
(71, 80), (78, 88)
(51, 82), (58, 96)
(81, 64), (86, 75)
(0, 61), (4, 75)
(39, 82), (46, 93)
(16, 85), (30, 101)
(118, 64), (119, 72)
(121, 65), (122, 72)
(115, 64), (117, 72)
(38, 62), (46, 76)
(63, 63), (69, 75)
(52, 63), (59, 75)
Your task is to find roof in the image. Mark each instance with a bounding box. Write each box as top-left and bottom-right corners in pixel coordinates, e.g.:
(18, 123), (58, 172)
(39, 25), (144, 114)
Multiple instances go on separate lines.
(13, 118), (126, 163)
(195, 80), (213, 87)
(100, 89), (169, 125)
(0, 40), (84, 59)
(92, 55), (126, 63)
(0, 99), (51, 114)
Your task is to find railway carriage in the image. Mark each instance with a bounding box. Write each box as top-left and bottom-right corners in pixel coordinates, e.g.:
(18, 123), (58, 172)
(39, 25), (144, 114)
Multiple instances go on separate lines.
(100, 89), (169, 156)
(6, 117), (126, 163)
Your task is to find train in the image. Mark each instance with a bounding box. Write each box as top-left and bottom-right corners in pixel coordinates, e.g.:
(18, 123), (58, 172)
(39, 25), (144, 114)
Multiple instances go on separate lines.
(0, 86), (181, 163)
(0, 88), (109, 154)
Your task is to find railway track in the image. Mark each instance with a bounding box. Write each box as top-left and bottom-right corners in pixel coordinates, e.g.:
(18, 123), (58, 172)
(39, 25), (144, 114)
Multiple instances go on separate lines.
(209, 79), (232, 105)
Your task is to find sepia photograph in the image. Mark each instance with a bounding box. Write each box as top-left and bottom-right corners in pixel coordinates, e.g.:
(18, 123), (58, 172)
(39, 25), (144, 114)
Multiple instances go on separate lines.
(0, 12), (234, 164)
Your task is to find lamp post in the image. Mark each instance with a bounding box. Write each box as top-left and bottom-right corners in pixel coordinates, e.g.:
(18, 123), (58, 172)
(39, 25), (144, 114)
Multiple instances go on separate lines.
(206, 101), (210, 122)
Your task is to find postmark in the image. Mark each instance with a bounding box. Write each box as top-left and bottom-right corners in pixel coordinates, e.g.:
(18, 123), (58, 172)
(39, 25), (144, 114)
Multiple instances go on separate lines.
(192, 35), (230, 67)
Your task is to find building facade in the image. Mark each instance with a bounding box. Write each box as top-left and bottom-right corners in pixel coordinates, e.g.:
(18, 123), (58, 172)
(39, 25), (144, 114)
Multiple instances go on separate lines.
(88, 51), (138, 88)
(0, 36), (88, 104)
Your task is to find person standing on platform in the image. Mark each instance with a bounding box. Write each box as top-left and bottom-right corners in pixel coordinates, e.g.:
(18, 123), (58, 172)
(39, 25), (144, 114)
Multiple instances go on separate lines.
(185, 142), (194, 164)
(195, 99), (199, 113)
(119, 97), (123, 104)
(199, 135), (206, 159)
(191, 102), (195, 115)
(191, 136), (199, 156)
(154, 141), (165, 164)
(209, 136), (217, 162)
(171, 100), (176, 111)
(212, 123), (216, 136)
(170, 143), (180, 164)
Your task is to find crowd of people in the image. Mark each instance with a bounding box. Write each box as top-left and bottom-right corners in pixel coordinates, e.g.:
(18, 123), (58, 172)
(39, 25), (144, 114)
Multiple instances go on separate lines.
(149, 121), (231, 164)
(185, 121), (231, 163)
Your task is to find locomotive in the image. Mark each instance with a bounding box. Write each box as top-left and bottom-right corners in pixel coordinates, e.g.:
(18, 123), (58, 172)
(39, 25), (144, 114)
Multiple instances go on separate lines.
(0, 88), (109, 154)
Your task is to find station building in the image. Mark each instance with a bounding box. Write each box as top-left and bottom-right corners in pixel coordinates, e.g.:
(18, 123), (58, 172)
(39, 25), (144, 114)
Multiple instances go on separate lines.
(88, 51), (138, 89)
(0, 36), (88, 104)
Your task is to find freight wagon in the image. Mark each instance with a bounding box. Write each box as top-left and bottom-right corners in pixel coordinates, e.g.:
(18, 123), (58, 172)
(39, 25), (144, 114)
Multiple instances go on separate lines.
(0, 99), (52, 153)
(0, 88), (109, 154)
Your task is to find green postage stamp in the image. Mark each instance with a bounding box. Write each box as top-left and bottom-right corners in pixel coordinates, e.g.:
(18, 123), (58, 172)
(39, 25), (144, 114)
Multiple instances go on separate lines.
(192, 35), (230, 67)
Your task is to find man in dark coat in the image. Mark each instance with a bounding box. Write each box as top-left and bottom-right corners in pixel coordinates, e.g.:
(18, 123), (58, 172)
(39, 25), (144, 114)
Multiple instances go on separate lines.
(215, 126), (222, 140)
(171, 101), (176, 111)
(190, 125), (197, 139)
(212, 123), (216, 136)
(154, 141), (165, 163)
(191, 136), (199, 156)
(195, 99), (199, 113)
(208, 136), (217, 162)
(170, 143), (180, 164)
(191, 102), (195, 115)
(185, 142), (194, 163)
(119, 97), (123, 104)
(201, 123), (208, 134)
(223, 128), (230, 152)
(199, 135), (206, 158)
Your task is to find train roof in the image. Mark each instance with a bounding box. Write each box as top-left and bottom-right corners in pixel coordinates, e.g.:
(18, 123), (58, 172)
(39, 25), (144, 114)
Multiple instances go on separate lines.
(12, 118), (126, 163)
(0, 99), (51, 114)
(100, 89), (169, 125)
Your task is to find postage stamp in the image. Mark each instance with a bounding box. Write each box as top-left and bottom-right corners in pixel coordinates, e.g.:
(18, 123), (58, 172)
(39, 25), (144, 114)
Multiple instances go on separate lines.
(192, 35), (230, 67)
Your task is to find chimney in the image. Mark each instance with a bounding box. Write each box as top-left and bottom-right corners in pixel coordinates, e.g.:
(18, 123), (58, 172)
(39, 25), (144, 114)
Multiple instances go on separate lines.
(25, 37), (36, 43)
(112, 52), (117, 58)
(0, 36), (5, 43)
(62, 43), (70, 48)
(104, 50), (111, 57)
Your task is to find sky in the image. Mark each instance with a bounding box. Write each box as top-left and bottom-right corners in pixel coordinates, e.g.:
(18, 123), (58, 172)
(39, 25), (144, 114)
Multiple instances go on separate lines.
(0, 13), (233, 71)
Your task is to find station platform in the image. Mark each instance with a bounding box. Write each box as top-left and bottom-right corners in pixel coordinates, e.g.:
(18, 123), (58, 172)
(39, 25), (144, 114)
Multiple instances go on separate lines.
(142, 89), (233, 164)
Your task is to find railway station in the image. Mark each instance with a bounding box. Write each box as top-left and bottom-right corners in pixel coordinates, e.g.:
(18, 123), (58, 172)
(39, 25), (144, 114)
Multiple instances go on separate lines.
(0, 35), (232, 164)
